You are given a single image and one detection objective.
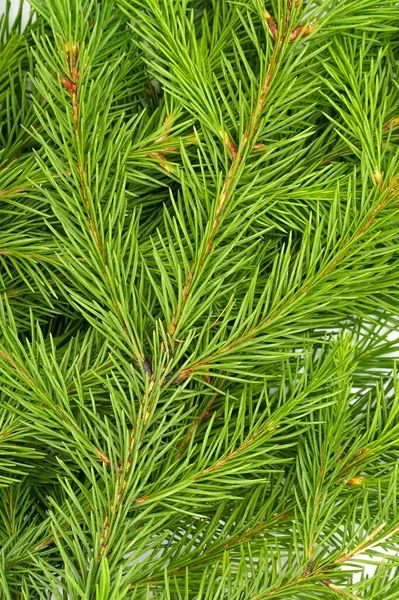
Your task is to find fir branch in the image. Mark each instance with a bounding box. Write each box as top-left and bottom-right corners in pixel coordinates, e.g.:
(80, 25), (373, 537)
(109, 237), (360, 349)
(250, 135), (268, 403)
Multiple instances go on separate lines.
(1, 0), (399, 597)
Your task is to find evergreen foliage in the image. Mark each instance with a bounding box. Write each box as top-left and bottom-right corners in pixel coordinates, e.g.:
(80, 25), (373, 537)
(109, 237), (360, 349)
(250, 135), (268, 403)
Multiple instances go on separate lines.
(1, 0), (399, 597)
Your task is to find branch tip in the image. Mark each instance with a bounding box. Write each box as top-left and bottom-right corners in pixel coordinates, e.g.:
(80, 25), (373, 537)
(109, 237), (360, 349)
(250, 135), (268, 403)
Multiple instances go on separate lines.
(263, 9), (278, 39)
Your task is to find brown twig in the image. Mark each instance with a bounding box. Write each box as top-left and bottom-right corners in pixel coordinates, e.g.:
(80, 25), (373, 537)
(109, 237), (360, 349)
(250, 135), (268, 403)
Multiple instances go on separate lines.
(98, 427), (136, 560)
(0, 186), (30, 198)
(148, 151), (172, 172)
(174, 175), (399, 382)
(334, 523), (398, 565)
(59, 42), (145, 366)
(129, 508), (291, 588)
(175, 396), (217, 460)
(321, 580), (363, 600)
(60, 42), (103, 255)
(169, 44), (281, 338)
(0, 349), (34, 386)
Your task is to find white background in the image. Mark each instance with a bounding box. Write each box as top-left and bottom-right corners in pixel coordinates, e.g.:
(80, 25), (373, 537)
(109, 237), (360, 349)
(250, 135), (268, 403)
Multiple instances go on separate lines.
(0, 0), (31, 27)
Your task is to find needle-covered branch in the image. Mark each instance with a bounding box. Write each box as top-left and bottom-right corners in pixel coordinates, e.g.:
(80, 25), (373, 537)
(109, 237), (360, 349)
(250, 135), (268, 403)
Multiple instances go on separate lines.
(1, 0), (399, 598)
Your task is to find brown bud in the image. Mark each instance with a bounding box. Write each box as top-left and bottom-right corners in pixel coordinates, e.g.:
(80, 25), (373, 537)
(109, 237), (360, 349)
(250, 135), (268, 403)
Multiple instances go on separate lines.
(95, 448), (110, 466)
(60, 77), (77, 93)
(135, 494), (150, 504)
(148, 151), (171, 172)
(289, 23), (313, 42)
(224, 132), (237, 159)
(347, 476), (365, 486)
(383, 117), (399, 131)
(264, 9), (278, 40)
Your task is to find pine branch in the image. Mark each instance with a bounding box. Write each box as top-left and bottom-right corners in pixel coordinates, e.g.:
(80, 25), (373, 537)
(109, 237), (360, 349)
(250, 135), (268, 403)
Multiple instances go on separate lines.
(1, 0), (399, 597)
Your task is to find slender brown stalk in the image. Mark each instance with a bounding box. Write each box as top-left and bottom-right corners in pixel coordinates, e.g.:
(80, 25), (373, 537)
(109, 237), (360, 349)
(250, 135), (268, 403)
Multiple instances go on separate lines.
(175, 175), (399, 382)
(98, 427), (136, 560)
(61, 43), (103, 255)
(60, 42), (144, 365)
(169, 45), (281, 337)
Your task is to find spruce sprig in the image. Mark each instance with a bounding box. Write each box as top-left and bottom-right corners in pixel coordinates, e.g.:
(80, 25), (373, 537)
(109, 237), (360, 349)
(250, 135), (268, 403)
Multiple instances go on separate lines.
(1, 0), (399, 598)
